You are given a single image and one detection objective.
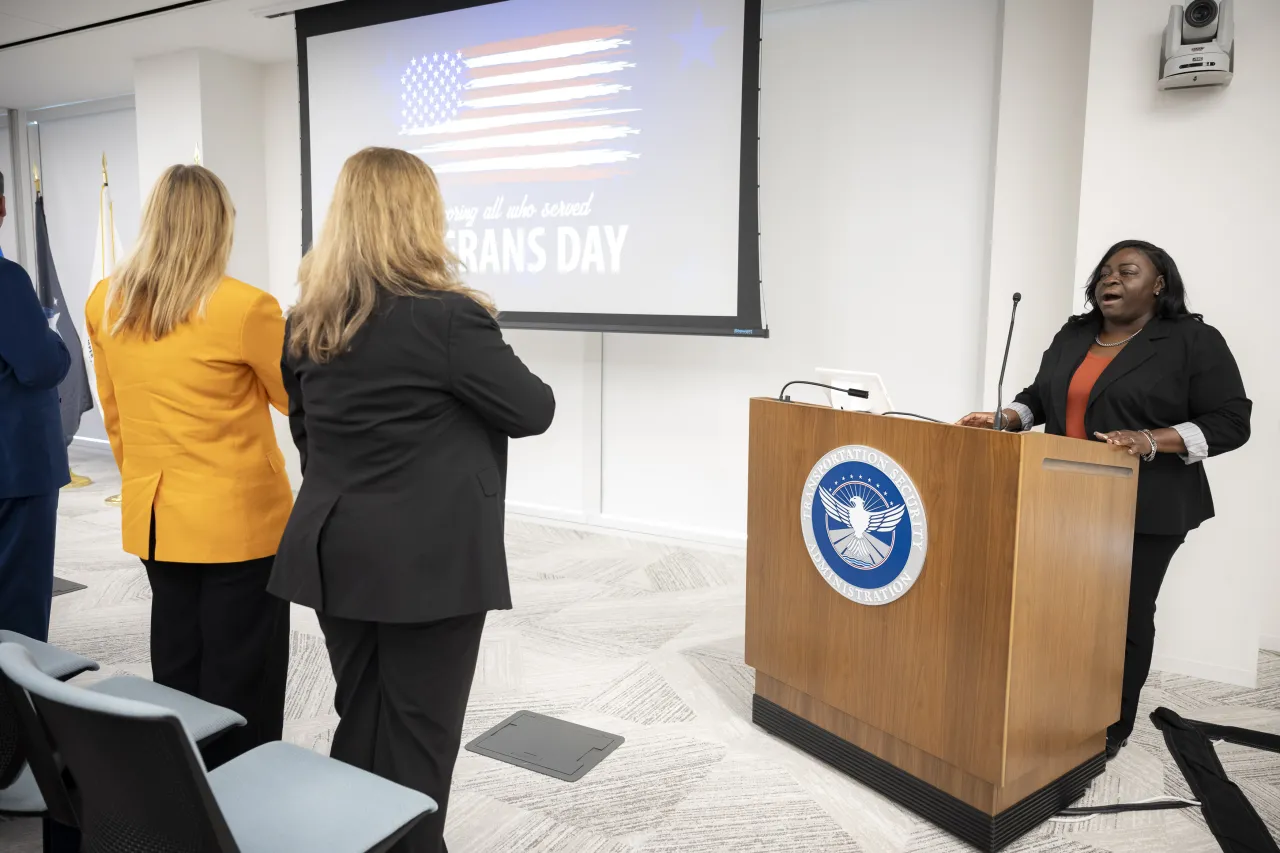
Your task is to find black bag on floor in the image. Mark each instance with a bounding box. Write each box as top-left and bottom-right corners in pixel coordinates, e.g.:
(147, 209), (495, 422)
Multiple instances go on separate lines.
(1151, 707), (1280, 853)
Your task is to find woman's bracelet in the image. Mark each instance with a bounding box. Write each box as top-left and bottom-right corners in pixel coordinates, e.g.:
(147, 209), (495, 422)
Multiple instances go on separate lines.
(1139, 429), (1159, 462)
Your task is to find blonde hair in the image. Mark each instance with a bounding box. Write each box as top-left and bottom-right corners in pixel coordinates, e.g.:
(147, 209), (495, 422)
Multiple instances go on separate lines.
(289, 147), (494, 363)
(106, 165), (234, 339)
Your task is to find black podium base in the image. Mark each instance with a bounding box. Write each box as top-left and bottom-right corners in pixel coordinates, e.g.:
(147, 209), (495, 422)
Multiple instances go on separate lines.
(752, 695), (1104, 851)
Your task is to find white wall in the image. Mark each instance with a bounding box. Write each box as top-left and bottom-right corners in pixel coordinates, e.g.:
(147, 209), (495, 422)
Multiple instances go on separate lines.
(134, 50), (271, 289)
(503, 330), (595, 520)
(34, 105), (143, 442)
(263, 62), (302, 310)
(133, 52), (202, 202)
(503, 0), (1003, 543)
(263, 61), (304, 483)
(200, 51), (270, 290)
(981, 0), (1094, 407)
(1075, 0), (1280, 686)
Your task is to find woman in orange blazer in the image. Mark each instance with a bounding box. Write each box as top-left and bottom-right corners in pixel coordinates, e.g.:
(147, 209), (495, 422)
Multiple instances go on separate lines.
(85, 164), (292, 767)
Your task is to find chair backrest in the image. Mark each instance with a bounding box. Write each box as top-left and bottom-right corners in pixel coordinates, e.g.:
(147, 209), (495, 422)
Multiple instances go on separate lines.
(0, 663), (27, 789)
(0, 644), (241, 852)
(0, 662), (78, 824)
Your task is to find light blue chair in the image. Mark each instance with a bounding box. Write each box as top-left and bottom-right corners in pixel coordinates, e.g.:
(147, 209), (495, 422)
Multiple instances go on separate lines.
(0, 631), (98, 822)
(0, 631), (97, 682)
(0, 632), (244, 824)
(0, 643), (437, 852)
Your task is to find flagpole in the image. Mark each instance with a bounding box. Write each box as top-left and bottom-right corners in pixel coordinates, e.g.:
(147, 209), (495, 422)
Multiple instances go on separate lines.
(93, 152), (121, 505)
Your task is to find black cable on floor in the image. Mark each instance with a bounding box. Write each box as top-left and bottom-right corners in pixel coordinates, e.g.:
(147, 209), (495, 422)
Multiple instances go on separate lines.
(1051, 797), (1199, 824)
(1061, 800), (1198, 816)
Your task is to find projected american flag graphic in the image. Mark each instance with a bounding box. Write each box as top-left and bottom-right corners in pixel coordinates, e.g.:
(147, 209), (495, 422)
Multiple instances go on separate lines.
(305, 0), (750, 319)
(399, 25), (641, 183)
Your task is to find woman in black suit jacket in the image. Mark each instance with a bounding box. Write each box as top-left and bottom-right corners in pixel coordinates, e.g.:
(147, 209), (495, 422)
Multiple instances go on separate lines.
(961, 240), (1250, 759)
(270, 148), (554, 853)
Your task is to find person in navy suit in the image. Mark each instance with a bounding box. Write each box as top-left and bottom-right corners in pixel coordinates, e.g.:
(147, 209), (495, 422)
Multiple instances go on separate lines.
(0, 169), (72, 641)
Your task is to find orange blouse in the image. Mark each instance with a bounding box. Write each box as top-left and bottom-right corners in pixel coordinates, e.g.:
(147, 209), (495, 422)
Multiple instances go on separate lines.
(1064, 352), (1115, 439)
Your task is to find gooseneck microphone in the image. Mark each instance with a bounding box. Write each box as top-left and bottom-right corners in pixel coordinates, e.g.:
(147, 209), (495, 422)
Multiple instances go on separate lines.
(778, 381), (871, 403)
(993, 292), (1022, 430)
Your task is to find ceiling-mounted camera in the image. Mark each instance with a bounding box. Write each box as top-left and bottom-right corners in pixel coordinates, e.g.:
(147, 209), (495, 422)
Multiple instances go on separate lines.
(1160, 1), (1234, 89)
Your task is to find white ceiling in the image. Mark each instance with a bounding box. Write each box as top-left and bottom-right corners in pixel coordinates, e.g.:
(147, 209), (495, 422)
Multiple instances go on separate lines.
(0, 0), (839, 110)
(0, 0), (296, 109)
(0, 0), (165, 38)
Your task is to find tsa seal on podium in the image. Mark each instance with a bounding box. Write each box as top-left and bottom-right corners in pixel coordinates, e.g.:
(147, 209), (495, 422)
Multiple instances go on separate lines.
(800, 445), (928, 605)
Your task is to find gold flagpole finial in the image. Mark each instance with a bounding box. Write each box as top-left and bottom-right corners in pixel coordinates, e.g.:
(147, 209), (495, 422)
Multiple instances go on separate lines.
(101, 152), (109, 185)
(193, 144), (202, 166)
(32, 163), (40, 195)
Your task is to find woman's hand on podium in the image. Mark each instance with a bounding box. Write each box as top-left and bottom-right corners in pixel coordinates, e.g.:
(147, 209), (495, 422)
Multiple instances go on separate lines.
(1094, 428), (1185, 457)
(957, 409), (1021, 431)
(1095, 430), (1150, 455)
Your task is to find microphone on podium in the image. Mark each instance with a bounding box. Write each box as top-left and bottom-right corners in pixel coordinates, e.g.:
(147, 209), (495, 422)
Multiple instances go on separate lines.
(992, 292), (1022, 430)
(778, 381), (870, 403)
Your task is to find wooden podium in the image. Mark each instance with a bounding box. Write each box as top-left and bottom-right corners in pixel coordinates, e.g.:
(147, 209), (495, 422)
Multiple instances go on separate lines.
(745, 399), (1139, 850)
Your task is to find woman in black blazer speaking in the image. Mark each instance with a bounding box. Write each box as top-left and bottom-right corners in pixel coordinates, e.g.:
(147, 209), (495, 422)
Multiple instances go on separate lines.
(961, 240), (1250, 760)
(271, 147), (554, 853)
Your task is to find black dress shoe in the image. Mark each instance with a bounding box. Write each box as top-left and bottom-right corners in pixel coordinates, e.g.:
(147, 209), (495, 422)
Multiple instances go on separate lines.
(1105, 735), (1128, 760)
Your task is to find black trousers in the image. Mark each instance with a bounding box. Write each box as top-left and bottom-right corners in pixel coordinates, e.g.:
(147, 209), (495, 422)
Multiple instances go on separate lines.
(318, 611), (486, 853)
(0, 492), (58, 642)
(143, 556), (290, 768)
(1110, 532), (1187, 742)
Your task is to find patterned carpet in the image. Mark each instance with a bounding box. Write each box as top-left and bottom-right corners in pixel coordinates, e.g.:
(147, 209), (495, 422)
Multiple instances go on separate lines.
(2, 447), (1278, 851)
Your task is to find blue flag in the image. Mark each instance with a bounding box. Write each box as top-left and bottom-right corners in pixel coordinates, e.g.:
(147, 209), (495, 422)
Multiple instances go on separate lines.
(35, 195), (93, 446)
